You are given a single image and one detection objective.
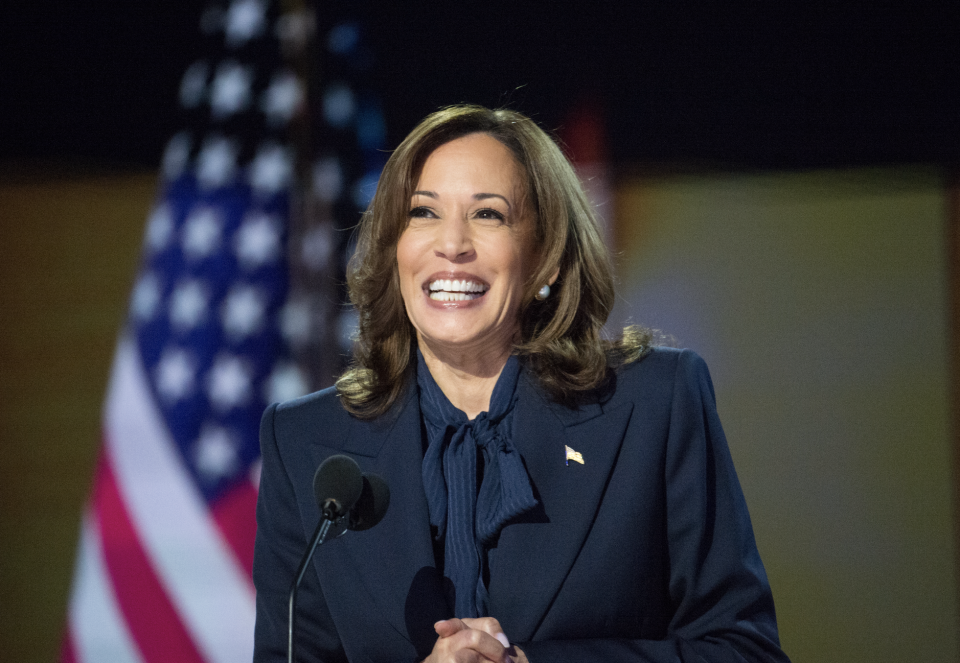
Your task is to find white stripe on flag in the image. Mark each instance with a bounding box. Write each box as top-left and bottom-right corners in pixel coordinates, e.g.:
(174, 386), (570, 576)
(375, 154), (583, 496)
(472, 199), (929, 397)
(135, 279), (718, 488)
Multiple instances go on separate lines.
(69, 509), (145, 663)
(104, 335), (256, 663)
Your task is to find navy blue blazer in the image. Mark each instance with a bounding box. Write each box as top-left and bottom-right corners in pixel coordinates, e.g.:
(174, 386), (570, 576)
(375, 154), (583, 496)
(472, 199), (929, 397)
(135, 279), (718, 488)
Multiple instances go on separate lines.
(253, 348), (789, 663)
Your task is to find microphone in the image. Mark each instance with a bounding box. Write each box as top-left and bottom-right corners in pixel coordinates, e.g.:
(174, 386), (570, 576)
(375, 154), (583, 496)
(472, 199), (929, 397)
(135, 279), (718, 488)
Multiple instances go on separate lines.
(348, 473), (390, 531)
(287, 455), (390, 663)
(288, 455), (361, 663)
(313, 454), (364, 521)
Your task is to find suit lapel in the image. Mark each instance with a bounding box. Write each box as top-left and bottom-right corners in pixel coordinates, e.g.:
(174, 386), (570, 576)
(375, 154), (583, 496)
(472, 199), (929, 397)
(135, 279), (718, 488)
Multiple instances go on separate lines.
(314, 385), (450, 654)
(487, 374), (634, 642)
(307, 369), (634, 648)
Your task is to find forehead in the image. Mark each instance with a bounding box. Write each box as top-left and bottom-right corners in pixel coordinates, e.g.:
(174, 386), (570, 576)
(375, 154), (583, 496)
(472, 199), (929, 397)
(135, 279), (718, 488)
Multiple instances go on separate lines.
(415, 133), (527, 195)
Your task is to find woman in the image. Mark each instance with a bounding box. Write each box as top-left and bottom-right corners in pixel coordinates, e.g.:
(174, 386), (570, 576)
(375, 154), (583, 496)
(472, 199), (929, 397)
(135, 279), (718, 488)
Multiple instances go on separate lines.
(253, 105), (790, 663)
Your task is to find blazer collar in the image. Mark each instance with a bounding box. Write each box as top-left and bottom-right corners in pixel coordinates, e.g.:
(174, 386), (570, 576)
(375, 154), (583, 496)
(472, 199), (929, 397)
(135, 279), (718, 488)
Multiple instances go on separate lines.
(486, 371), (635, 642)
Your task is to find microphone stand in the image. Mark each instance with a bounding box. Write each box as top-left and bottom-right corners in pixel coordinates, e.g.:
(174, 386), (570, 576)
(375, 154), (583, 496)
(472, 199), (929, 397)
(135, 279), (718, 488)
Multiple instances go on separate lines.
(288, 504), (346, 663)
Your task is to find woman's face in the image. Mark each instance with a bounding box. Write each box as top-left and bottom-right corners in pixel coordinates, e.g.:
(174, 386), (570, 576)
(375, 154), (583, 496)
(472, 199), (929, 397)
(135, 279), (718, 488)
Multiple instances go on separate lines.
(396, 132), (535, 360)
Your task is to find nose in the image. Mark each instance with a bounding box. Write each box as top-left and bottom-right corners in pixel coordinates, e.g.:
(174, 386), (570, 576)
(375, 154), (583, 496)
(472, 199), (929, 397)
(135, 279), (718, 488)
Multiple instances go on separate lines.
(434, 218), (475, 263)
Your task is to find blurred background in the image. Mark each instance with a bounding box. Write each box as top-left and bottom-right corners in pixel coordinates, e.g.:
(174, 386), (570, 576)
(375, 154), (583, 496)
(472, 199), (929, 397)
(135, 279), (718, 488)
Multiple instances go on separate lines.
(2, 1), (959, 662)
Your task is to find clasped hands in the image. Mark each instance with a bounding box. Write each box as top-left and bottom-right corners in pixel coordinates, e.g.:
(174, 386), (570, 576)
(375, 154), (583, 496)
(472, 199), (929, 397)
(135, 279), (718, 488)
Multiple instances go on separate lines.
(423, 617), (528, 663)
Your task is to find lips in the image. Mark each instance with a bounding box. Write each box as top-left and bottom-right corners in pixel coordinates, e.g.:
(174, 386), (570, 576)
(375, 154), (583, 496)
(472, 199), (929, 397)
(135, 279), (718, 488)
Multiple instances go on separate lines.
(425, 277), (489, 302)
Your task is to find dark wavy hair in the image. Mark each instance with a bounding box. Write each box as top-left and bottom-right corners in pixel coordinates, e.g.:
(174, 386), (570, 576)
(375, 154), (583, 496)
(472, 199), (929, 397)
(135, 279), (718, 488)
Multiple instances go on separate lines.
(336, 105), (650, 418)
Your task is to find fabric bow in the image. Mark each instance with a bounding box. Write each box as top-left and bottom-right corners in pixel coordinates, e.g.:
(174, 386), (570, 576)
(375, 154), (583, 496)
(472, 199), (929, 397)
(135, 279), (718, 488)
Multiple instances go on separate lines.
(418, 352), (537, 617)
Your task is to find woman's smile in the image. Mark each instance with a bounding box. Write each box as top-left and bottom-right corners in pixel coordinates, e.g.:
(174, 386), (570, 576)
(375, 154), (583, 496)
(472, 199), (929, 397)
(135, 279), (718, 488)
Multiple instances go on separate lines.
(424, 272), (490, 303)
(427, 278), (488, 301)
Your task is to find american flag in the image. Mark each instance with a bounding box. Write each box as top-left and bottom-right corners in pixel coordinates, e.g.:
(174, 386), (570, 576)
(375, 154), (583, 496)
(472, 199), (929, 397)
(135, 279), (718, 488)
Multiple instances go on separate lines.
(61, 2), (383, 661)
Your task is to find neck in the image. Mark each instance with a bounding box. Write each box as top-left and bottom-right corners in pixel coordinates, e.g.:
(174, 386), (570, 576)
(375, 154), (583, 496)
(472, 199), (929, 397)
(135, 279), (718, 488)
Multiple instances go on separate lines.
(418, 339), (512, 419)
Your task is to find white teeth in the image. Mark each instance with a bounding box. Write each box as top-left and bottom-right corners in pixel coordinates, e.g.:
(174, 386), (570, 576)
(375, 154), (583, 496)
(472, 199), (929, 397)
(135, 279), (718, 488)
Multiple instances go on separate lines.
(427, 279), (487, 293)
(429, 291), (481, 301)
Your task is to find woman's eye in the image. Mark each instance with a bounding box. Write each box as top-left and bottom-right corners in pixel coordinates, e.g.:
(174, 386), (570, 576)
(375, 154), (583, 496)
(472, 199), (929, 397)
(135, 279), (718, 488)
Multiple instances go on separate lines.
(408, 206), (436, 219)
(475, 208), (506, 223)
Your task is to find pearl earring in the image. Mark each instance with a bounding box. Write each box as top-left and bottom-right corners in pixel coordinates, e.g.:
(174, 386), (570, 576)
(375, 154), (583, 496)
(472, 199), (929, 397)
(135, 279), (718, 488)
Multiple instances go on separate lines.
(535, 284), (551, 300)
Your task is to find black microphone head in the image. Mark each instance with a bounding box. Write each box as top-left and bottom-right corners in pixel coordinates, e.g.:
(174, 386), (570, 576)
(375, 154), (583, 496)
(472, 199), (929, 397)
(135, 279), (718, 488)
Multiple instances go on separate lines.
(348, 473), (391, 531)
(313, 455), (363, 520)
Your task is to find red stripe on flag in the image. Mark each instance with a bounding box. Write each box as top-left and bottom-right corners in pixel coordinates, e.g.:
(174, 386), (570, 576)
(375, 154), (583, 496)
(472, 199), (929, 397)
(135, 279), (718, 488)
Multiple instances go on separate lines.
(60, 627), (78, 663)
(211, 481), (258, 578)
(93, 451), (206, 663)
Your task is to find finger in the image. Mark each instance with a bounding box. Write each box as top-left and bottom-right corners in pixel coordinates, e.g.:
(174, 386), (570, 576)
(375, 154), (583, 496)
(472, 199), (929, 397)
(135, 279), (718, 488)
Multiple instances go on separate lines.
(460, 618), (510, 649)
(453, 628), (506, 663)
(427, 625), (506, 663)
(434, 618), (470, 639)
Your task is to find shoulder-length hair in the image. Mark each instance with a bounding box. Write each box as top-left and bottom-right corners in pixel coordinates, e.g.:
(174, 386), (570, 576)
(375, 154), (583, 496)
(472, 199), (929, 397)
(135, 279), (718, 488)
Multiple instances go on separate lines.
(336, 105), (649, 418)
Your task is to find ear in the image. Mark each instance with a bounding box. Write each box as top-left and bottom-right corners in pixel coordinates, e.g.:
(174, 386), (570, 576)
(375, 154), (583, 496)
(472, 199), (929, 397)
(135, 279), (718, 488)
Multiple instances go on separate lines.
(547, 266), (560, 286)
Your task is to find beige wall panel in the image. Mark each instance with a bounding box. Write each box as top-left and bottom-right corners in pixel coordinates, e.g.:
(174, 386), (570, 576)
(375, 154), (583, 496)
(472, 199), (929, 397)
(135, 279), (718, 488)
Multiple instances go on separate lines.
(612, 167), (956, 662)
(0, 170), (155, 662)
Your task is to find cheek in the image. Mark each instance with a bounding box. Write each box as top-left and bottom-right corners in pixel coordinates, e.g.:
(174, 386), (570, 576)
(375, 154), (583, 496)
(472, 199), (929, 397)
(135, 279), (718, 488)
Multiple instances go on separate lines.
(512, 234), (538, 287)
(395, 234), (418, 282)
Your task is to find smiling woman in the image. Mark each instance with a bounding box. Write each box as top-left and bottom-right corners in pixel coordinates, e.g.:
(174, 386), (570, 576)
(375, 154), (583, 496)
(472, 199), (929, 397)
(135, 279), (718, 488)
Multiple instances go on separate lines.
(338, 106), (645, 420)
(396, 133), (551, 418)
(252, 106), (791, 663)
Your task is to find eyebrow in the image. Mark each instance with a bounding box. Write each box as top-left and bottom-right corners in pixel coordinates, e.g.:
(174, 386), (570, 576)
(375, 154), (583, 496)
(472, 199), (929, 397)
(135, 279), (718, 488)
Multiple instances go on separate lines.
(411, 191), (512, 210)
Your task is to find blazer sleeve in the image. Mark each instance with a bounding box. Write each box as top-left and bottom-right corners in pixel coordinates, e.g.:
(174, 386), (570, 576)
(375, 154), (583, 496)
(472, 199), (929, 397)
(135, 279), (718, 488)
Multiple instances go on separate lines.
(520, 350), (790, 663)
(252, 403), (348, 663)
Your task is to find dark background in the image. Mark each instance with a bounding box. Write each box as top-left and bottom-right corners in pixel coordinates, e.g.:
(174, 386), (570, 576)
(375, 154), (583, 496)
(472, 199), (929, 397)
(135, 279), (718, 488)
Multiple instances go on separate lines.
(3, 0), (959, 172)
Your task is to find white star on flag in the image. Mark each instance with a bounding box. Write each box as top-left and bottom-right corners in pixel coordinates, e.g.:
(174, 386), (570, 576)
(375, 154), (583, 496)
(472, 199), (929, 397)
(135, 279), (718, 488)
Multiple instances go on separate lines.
(261, 70), (305, 126)
(194, 425), (240, 481)
(249, 142), (293, 195)
(234, 212), (282, 269)
(155, 347), (196, 402)
(162, 132), (192, 180)
(196, 136), (239, 189)
(265, 362), (309, 404)
(169, 280), (210, 331)
(180, 60), (210, 108)
(207, 354), (253, 411)
(131, 272), (163, 321)
(222, 285), (267, 339)
(182, 206), (224, 259)
(210, 61), (254, 119)
(225, 0), (267, 46)
(145, 204), (175, 252)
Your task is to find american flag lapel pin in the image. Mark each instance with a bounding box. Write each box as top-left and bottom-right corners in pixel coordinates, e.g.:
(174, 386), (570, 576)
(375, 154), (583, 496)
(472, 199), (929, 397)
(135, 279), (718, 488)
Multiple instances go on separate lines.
(565, 445), (584, 466)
